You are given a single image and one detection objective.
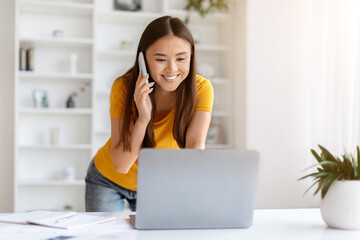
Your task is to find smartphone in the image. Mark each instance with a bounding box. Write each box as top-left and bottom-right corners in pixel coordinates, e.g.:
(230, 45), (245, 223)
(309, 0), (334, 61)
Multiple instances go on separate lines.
(138, 52), (149, 84)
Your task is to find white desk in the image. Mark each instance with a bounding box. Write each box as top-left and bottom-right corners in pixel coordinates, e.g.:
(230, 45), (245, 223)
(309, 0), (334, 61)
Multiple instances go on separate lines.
(0, 209), (359, 240)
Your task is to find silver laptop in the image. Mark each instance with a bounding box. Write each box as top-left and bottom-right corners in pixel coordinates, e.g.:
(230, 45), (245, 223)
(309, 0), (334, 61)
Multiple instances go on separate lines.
(130, 149), (259, 230)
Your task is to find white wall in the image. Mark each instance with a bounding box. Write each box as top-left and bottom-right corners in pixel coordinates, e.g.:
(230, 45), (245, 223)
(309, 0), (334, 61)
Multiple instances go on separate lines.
(234, 0), (247, 150)
(243, 0), (320, 208)
(0, 0), (15, 212)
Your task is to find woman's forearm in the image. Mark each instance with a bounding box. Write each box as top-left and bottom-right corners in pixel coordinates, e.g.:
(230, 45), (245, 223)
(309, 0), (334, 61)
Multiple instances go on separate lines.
(110, 119), (149, 174)
(185, 141), (205, 149)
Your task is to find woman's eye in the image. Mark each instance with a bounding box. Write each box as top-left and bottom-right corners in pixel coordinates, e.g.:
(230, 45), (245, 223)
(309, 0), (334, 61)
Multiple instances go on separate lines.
(155, 59), (166, 62)
(177, 58), (186, 62)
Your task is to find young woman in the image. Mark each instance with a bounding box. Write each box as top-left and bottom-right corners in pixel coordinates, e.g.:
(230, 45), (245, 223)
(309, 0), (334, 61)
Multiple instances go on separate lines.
(85, 16), (214, 212)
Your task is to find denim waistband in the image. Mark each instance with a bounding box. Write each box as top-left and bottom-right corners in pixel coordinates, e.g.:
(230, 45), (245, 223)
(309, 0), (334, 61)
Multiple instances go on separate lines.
(85, 159), (137, 199)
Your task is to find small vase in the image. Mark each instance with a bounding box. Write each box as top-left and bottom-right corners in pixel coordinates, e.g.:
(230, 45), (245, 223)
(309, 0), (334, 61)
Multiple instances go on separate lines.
(66, 95), (75, 108)
(320, 180), (360, 230)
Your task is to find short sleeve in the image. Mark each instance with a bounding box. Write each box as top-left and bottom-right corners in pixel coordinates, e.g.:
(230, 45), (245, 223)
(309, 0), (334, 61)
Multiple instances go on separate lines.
(110, 77), (128, 119)
(195, 75), (214, 112)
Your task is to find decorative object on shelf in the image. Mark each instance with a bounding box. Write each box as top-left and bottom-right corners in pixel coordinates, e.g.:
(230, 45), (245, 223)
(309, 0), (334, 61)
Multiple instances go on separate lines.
(63, 166), (76, 181)
(50, 127), (59, 145)
(26, 47), (34, 71)
(32, 89), (49, 108)
(19, 47), (27, 71)
(198, 62), (215, 78)
(114, 0), (141, 11)
(19, 46), (35, 71)
(66, 95), (75, 108)
(299, 145), (360, 230)
(63, 204), (74, 211)
(184, 0), (228, 24)
(66, 81), (91, 108)
(52, 29), (64, 38)
(119, 40), (133, 50)
(69, 53), (78, 74)
(206, 122), (221, 144)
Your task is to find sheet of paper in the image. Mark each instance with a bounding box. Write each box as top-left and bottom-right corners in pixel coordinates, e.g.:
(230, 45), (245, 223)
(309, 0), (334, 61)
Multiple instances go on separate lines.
(0, 224), (67, 240)
(0, 221), (135, 240)
(0, 211), (76, 225)
(30, 214), (116, 230)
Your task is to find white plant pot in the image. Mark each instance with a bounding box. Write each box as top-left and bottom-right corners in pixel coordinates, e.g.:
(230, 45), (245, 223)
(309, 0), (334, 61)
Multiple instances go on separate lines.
(320, 180), (360, 230)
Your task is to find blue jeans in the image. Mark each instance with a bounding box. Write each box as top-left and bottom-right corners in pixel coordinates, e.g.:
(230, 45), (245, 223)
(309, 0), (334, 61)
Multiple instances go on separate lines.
(85, 159), (137, 212)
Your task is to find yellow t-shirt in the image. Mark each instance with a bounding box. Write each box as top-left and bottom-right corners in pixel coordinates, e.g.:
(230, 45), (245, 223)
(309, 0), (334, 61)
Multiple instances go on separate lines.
(94, 74), (214, 191)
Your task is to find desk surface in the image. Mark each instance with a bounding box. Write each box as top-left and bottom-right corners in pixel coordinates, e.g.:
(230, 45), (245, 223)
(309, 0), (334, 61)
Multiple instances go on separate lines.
(0, 209), (359, 240)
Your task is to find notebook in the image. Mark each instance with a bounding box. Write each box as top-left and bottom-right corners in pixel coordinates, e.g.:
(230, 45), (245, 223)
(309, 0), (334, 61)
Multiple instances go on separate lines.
(0, 211), (116, 229)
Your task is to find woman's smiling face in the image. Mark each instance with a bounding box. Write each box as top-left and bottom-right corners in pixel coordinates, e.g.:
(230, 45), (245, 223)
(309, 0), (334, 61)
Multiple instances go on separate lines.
(146, 35), (191, 94)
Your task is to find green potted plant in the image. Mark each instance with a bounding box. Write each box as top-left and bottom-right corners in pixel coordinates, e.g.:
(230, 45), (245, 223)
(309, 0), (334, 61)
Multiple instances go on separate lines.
(299, 145), (360, 230)
(184, 0), (228, 24)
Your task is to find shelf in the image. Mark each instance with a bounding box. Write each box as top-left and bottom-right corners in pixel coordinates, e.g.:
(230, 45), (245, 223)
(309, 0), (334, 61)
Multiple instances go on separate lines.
(97, 50), (136, 58)
(96, 10), (161, 23)
(19, 144), (92, 151)
(18, 0), (94, 16)
(18, 72), (93, 81)
(19, 108), (92, 115)
(19, 37), (93, 47)
(18, 180), (85, 187)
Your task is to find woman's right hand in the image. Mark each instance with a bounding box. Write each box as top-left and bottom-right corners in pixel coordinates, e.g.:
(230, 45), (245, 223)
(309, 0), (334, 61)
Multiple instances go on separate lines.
(133, 72), (154, 124)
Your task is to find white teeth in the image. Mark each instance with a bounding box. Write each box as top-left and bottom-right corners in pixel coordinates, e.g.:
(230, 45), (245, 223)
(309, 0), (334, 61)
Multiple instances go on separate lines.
(164, 75), (177, 80)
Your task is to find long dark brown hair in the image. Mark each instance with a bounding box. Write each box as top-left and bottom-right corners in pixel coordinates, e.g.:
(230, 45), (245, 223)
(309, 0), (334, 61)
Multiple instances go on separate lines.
(120, 16), (197, 151)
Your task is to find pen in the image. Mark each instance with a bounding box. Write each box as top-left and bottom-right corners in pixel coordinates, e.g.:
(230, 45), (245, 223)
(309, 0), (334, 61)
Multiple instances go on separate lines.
(55, 214), (78, 224)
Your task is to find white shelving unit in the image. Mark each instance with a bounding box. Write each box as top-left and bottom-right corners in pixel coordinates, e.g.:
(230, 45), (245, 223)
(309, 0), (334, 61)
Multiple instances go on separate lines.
(14, 0), (95, 212)
(19, 180), (85, 186)
(14, 0), (235, 212)
(19, 72), (93, 80)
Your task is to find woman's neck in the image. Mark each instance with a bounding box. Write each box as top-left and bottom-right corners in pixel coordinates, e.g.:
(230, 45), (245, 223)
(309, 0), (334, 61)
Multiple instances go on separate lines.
(155, 87), (176, 102)
(154, 88), (176, 112)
